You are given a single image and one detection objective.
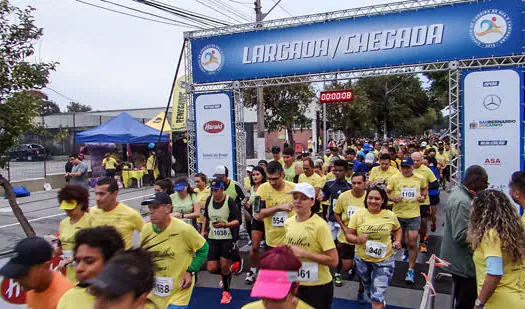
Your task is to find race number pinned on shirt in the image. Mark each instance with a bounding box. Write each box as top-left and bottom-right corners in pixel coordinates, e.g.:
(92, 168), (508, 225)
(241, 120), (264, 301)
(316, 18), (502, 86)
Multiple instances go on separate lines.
(154, 276), (173, 297)
(62, 250), (73, 259)
(401, 187), (417, 200)
(347, 206), (361, 220)
(272, 211), (288, 227)
(212, 227), (231, 238)
(297, 262), (319, 282)
(365, 240), (388, 259)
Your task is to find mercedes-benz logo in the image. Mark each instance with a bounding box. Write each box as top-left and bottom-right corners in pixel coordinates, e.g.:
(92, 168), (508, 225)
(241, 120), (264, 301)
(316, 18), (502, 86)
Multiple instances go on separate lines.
(483, 94), (502, 110)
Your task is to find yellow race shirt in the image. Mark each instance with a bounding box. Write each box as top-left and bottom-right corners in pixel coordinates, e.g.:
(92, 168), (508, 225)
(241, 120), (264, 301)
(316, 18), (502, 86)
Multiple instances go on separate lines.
(298, 173), (323, 190)
(242, 299), (314, 309)
(244, 176), (251, 191)
(170, 193), (197, 225)
(58, 213), (94, 282)
(413, 165), (437, 205)
(256, 181), (296, 247)
(141, 218), (206, 308)
(91, 203), (144, 249)
(146, 155), (155, 170)
(369, 166), (400, 185)
(325, 172), (335, 181)
(284, 214), (335, 286)
(194, 186), (210, 224)
(521, 213), (525, 228)
(435, 152), (450, 168)
(473, 229), (525, 308)
(102, 157), (117, 169)
(349, 209), (401, 263)
(333, 190), (366, 244)
(57, 286), (93, 309)
(387, 174), (426, 219)
(271, 158), (285, 167)
(284, 162), (297, 182)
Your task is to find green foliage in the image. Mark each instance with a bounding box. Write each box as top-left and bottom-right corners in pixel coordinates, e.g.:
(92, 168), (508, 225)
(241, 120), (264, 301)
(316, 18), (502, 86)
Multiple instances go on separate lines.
(245, 84), (315, 145)
(66, 101), (91, 113)
(424, 71), (449, 109)
(38, 99), (61, 116)
(0, 1), (57, 168)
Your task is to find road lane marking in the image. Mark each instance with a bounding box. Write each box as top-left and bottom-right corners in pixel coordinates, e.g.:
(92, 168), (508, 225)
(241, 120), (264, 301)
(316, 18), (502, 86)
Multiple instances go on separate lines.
(0, 194), (152, 230)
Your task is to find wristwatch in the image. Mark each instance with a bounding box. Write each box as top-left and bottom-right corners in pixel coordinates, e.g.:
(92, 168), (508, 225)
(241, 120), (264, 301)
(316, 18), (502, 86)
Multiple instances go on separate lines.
(474, 299), (484, 307)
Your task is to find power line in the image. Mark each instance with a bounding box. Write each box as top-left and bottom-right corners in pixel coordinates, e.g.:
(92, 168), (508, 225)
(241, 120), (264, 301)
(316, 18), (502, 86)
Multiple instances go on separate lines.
(227, 0), (252, 4)
(140, 0), (231, 27)
(95, 0), (204, 28)
(213, 0), (252, 21)
(75, 0), (198, 28)
(195, 0), (244, 24)
(272, 0), (293, 17)
(44, 87), (77, 102)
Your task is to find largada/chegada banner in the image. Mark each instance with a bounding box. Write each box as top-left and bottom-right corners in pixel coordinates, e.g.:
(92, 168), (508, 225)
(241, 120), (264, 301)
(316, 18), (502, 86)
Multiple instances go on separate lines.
(190, 0), (524, 83)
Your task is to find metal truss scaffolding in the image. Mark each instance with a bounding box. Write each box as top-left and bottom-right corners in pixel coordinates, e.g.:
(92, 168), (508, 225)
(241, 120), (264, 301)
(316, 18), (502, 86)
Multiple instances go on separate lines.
(448, 67), (461, 183)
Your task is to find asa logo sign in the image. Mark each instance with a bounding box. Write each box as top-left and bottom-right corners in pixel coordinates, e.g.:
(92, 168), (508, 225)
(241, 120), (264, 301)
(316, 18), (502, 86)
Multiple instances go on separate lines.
(484, 158), (502, 166)
(203, 121), (225, 134)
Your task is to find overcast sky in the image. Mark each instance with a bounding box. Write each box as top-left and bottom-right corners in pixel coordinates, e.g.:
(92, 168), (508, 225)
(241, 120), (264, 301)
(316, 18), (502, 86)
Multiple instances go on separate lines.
(13, 0), (394, 111)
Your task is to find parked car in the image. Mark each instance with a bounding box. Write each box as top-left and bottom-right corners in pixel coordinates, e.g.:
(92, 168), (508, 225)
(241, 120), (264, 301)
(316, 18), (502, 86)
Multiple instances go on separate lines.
(10, 144), (47, 161)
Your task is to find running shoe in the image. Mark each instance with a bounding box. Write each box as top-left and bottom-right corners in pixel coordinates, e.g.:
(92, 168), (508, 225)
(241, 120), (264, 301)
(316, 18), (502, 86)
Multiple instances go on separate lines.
(247, 240), (252, 246)
(405, 269), (415, 284)
(230, 260), (243, 274)
(260, 240), (266, 248)
(431, 222), (437, 232)
(419, 242), (428, 253)
(220, 291), (232, 304)
(402, 249), (409, 262)
(245, 271), (256, 285)
(347, 268), (354, 279)
(357, 291), (367, 304)
(334, 273), (343, 287)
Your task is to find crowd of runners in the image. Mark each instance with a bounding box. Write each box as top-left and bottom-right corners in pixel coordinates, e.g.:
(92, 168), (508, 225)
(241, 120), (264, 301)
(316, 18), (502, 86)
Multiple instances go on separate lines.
(1, 137), (525, 309)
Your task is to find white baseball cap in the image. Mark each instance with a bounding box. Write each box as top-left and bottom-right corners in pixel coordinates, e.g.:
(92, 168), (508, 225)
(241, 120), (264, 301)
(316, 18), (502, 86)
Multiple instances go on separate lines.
(246, 166), (254, 173)
(214, 165), (228, 177)
(365, 152), (376, 164)
(290, 183), (316, 199)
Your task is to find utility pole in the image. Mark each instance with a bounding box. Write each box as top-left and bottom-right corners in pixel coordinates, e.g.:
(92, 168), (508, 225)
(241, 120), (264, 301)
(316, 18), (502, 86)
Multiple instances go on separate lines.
(255, 0), (265, 159)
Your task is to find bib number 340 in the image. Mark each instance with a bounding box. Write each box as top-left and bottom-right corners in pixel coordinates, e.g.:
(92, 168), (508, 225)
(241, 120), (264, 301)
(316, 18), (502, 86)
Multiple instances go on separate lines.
(365, 241), (388, 259)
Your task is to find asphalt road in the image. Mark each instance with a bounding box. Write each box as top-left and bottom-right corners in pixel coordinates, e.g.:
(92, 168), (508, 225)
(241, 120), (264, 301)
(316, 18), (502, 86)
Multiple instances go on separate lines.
(0, 185), (452, 308)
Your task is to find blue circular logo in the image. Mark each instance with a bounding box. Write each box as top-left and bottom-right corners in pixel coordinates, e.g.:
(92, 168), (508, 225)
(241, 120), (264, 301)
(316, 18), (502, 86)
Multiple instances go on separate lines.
(470, 9), (511, 48)
(198, 45), (224, 74)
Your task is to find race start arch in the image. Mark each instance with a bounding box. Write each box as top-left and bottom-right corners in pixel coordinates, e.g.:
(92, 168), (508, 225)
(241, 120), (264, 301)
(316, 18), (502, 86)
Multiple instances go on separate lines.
(182, 0), (525, 193)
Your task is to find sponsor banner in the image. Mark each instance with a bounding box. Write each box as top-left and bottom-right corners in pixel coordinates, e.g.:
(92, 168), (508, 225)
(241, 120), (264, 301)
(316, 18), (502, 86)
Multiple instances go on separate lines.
(171, 75), (188, 132)
(191, 0), (524, 83)
(194, 92), (236, 178)
(463, 68), (524, 194)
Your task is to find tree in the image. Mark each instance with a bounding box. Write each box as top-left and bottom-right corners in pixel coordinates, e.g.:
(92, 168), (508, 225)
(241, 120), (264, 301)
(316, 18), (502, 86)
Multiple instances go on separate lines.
(66, 101), (91, 113)
(39, 100), (61, 116)
(245, 84), (315, 147)
(0, 1), (56, 236)
(424, 71), (449, 110)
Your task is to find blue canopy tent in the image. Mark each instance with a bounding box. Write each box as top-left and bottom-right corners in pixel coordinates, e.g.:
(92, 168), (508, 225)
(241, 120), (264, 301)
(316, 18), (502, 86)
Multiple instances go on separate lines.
(76, 112), (169, 144)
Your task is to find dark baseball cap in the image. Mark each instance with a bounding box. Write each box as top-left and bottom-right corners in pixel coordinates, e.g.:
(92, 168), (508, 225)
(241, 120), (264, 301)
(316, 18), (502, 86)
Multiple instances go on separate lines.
(141, 192), (172, 205)
(80, 262), (140, 299)
(0, 237), (52, 279)
(210, 178), (225, 190)
(401, 157), (414, 167)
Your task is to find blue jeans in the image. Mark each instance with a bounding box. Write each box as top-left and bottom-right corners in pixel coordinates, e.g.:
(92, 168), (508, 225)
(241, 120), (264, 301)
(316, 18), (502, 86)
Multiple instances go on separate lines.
(354, 255), (395, 303)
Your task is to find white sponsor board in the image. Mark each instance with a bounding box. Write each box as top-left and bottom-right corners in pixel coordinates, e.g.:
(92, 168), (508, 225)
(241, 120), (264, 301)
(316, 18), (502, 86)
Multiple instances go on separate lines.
(463, 68), (523, 194)
(194, 92), (236, 178)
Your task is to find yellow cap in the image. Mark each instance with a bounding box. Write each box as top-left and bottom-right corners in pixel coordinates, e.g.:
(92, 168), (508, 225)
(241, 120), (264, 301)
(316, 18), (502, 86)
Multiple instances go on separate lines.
(60, 200), (77, 210)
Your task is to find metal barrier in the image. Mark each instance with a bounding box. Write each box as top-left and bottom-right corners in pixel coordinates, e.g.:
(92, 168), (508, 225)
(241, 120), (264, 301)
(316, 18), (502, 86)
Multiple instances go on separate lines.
(419, 255), (452, 309)
(0, 159), (92, 183)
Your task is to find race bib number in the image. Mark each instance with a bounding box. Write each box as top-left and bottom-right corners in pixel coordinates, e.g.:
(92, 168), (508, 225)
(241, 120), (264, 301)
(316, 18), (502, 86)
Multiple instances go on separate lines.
(365, 240), (388, 259)
(212, 228), (231, 238)
(62, 250), (73, 259)
(347, 206), (361, 220)
(297, 262), (319, 282)
(331, 198), (338, 209)
(272, 211), (287, 227)
(401, 188), (417, 200)
(154, 276), (173, 297)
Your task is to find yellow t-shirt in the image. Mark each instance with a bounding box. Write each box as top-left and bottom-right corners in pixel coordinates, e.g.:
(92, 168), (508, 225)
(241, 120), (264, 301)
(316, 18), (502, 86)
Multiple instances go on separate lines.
(284, 162), (297, 182)
(521, 214), (525, 228)
(170, 193), (197, 225)
(58, 213), (94, 282)
(91, 203), (144, 249)
(413, 165), (437, 205)
(244, 176), (251, 191)
(57, 286), (94, 309)
(298, 173), (323, 189)
(369, 166), (400, 185)
(242, 299), (314, 309)
(473, 229), (525, 308)
(325, 172), (335, 181)
(146, 155), (155, 170)
(102, 157), (117, 169)
(435, 152), (450, 168)
(256, 181), (296, 247)
(349, 209), (401, 263)
(271, 158), (285, 167)
(333, 190), (366, 244)
(395, 159), (402, 170)
(284, 214), (335, 286)
(387, 174), (427, 219)
(141, 218), (206, 308)
(194, 186), (210, 224)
